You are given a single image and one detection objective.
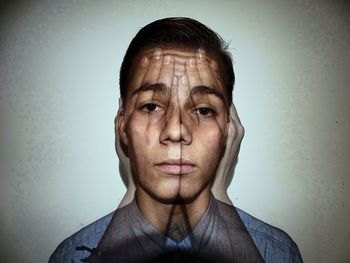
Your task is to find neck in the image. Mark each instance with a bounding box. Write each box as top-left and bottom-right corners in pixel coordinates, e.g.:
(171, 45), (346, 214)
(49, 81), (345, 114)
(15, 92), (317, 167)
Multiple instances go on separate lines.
(136, 187), (211, 239)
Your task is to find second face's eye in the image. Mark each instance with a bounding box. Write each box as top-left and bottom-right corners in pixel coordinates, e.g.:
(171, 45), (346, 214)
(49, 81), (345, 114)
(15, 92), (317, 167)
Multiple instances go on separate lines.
(196, 107), (215, 116)
(140, 103), (160, 112)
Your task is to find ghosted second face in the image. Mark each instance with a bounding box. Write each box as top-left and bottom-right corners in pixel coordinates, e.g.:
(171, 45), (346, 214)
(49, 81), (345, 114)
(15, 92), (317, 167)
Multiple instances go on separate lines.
(118, 48), (229, 204)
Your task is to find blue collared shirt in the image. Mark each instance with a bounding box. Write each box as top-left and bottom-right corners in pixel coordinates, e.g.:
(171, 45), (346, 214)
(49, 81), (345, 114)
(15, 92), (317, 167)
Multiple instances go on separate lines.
(49, 200), (302, 262)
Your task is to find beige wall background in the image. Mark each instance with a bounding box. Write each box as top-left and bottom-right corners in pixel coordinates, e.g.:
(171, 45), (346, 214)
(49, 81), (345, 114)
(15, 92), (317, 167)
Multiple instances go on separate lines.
(0, 0), (349, 262)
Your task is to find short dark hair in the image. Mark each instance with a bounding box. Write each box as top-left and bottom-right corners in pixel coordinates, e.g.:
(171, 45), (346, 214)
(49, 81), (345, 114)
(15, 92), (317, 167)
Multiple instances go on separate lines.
(119, 17), (234, 106)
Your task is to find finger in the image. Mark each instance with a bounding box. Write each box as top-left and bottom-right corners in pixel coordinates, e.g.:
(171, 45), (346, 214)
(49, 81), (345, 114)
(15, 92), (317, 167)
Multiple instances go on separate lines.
(197, 52), (229, 111)
(190, 52), (215, 126)
(210, 59), (225, 92)
(131, 49), (163, 117)
(123, 55), (150, 113)
(196, 50), (216, 88)
(177, 74), (190, 105)
(158, 55), (175, 89)
(114, 110), (134, 201)
(173, 55), (187, 77)
(227, 112), (237, 146)
(142, 48), (163, 85)
(185, 57), (202, 88)
(177, 74), (193, 143)
(229, 103), (245, 141)
(127, 56), (150, 94)
(157, 55), (175, 123)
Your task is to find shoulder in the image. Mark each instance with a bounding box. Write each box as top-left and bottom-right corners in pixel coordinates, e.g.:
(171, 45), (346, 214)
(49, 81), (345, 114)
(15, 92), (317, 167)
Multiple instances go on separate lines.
(236, 207), (303, 263)
(49, 212), (113, 262)
(49, 206), (130, 263)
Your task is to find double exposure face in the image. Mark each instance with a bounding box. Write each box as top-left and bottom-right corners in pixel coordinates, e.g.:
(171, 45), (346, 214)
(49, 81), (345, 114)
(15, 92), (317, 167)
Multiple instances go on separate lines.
(118, 48), (229, 203)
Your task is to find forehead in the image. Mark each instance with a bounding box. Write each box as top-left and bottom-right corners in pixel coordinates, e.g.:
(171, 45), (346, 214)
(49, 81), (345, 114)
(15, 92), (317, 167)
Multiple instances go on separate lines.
(140, 47), (210, 60)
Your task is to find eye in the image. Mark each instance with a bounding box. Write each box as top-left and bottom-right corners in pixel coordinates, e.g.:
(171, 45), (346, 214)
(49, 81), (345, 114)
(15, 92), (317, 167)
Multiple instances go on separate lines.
(140, 103), (161, 112)
(195, 107), (215, 116)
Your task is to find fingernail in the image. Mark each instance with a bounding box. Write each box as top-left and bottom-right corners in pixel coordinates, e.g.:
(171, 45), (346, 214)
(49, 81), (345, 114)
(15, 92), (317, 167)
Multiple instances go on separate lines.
(211, 59), (219, 70)
(189, 57), (196, 68)
(197, 49), (206, 60)
(163, 55), (171, 65)
(198, 52), (204, 61)
(181, 75), (188, 85)
(141, 57), (149, 67)
(154, 49), (161, 60)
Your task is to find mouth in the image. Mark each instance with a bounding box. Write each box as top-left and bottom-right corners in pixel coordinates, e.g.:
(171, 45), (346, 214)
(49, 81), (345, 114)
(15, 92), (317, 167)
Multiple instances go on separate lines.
(155, 159), (196, 175)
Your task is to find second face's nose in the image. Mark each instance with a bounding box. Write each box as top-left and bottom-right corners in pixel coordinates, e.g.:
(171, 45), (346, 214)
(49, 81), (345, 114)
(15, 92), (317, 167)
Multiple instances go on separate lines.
(159, 105), (192, 145)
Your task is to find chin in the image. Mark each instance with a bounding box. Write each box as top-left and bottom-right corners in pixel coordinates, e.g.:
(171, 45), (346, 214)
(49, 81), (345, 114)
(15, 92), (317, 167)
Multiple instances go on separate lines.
(179, 175), (210, 199)
(149, 182), (182, 204)
(178, 188), (202, 203)
(140, 174), (210, 204)
(167, 183), (204, 204)
(150, 187), (199, 204)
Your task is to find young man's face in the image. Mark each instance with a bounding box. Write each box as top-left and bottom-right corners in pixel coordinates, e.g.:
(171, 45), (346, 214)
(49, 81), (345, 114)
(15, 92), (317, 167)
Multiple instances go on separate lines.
(118, 48), (229, 203)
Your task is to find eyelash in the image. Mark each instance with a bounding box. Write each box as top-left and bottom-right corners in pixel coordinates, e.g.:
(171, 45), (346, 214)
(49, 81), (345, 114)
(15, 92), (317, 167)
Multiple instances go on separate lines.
(139, 103), (162, 112)
(194, 107), (216, 117)
(139, 103), (216, 117)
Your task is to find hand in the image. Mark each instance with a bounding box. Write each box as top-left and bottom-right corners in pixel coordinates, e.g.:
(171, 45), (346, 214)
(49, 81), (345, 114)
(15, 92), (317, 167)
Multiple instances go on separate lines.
(211, 103), (244, 205)
(115, 98), (135, 208)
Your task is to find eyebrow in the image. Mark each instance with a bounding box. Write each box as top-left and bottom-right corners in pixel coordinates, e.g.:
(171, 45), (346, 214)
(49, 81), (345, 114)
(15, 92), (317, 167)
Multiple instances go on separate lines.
(131, 83), (226, 104)
(190, 85), (226, 103)
(131, 83), (170, 97)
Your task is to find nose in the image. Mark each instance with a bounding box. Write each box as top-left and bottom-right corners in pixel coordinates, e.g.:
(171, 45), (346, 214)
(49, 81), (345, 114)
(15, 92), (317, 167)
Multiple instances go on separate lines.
(159, 106), (192, 145)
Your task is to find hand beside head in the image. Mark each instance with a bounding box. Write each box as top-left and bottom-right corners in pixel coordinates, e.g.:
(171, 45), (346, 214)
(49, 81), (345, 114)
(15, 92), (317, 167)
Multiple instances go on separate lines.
(115, 48), (244, 207)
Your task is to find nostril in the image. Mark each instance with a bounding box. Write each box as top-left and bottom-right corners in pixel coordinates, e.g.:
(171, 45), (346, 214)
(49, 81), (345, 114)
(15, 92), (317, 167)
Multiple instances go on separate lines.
(159, 117), (193, 145)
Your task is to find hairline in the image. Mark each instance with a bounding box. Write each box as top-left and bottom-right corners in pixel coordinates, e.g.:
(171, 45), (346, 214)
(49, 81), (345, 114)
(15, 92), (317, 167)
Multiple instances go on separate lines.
(123, 47), (230, 107)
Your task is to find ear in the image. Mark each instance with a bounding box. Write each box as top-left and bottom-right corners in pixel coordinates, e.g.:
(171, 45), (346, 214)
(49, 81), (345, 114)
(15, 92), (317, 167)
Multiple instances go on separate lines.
(116, 110), (128, 146)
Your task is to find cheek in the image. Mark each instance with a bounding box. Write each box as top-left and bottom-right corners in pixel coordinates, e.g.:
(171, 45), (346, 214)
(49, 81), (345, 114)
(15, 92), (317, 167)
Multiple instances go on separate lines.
(126, 116), (161, 164)
(127, 117), (156, 144)
(196, 118), (226, 146)
(195, 126), (226, 165)
(206, 131), (224, 154)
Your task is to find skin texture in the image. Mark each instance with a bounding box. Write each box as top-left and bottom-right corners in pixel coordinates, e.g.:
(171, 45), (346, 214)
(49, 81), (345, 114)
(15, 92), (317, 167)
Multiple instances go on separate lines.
(115, 54), (244, 208)
(117, 48), (243, 233)
(115, 102), (244, 207)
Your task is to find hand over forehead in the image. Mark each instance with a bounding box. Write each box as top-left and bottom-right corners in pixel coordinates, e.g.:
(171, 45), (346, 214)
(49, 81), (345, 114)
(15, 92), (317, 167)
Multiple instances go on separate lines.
(125, 48), (228, 113)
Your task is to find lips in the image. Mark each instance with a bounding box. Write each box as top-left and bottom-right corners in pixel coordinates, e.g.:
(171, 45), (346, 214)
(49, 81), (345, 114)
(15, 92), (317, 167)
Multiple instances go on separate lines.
(155, 159), (196, 175)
